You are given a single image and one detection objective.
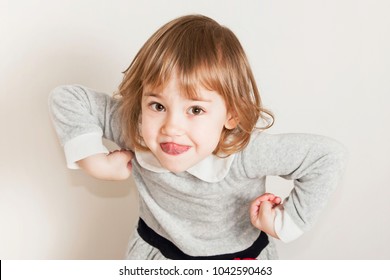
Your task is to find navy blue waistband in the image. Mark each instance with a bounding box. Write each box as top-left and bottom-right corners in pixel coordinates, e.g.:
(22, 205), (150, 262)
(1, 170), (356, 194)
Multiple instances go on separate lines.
(137, 218), (269, 260)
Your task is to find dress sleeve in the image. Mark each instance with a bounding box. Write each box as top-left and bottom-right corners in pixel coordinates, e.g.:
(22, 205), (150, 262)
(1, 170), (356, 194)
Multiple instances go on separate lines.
(48, 85), (125, 169)
(242, 132), (348, 242)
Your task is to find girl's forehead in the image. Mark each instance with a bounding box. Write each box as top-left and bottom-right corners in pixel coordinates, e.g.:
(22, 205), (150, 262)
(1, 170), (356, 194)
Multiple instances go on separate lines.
(142, 84), (217, 100)
(143, 73), (212, 99)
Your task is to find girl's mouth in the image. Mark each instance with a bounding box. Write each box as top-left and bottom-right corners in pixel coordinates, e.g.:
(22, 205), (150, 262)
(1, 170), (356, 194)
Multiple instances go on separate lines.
(160, 142), (191, 155)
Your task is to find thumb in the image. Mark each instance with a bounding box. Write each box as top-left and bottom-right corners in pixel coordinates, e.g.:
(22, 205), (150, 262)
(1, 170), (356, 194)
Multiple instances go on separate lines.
(121, 149), (134, 161)
(259, 200), (274, 215)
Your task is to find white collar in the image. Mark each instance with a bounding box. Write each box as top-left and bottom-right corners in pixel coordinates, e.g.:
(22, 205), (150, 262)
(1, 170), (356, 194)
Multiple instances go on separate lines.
(135, 150), (235, 183)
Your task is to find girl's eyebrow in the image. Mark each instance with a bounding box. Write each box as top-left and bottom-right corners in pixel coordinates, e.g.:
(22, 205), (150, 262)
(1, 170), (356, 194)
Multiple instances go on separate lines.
(143, 92), (212, 102)
(143, 92), (162, 99)
(189, 97), (212, 102)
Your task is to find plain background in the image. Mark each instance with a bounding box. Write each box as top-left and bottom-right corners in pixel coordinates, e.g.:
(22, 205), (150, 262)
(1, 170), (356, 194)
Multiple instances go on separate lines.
(1, 0), (389, 259)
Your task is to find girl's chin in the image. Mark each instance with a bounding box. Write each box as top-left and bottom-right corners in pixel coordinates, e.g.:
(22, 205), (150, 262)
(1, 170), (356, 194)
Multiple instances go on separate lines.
(160, 159), (190, 172)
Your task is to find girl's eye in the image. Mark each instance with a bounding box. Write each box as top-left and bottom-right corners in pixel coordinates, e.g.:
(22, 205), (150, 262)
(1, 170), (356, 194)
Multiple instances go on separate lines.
(150, 102), (165, 112)
(188, 106), (205, 116)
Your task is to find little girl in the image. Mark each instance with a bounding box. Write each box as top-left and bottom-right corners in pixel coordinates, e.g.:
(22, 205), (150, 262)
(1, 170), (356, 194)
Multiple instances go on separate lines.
(49, 15), (347, 259)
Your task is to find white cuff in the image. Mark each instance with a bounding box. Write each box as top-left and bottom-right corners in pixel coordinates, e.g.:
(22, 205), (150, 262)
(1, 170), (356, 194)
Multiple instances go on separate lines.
(274, 204), (304, 243)
(64, 133), (109, 169)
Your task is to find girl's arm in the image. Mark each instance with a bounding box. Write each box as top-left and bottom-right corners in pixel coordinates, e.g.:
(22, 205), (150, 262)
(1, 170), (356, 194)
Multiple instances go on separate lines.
(243, 132), (348, 242)
(48, 85), (132, 180)
(77, 150), (133, 181)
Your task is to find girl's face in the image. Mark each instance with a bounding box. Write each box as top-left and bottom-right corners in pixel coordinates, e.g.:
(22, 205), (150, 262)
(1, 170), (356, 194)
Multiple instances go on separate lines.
(140, 73), (234, 173)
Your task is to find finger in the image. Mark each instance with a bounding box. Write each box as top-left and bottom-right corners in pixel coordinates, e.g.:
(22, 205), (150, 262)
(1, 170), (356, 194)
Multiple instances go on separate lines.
(249, 205), (260, 226)
(259, 200), (273, 215)
(108, 149), (120, 155)
(250, 193), (279, 216)
(249, 199), (260, 215)
(252, 193), (275, 204)
(272, 196), (282, 205)
(249, 199), (263, 224)
(120, 150), (134, 161)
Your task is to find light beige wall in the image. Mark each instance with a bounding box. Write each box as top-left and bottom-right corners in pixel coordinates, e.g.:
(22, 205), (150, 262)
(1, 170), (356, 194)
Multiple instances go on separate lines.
(1, 0), (389, 259)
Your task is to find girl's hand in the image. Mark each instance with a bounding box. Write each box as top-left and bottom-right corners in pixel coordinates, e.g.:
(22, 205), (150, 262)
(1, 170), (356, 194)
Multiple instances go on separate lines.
(77, 149), (134, 181)
(249, 193), (282, 239)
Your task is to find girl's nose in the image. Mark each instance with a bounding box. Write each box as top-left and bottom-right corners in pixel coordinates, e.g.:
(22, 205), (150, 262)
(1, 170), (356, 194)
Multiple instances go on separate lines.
(161, 113), (185, 136)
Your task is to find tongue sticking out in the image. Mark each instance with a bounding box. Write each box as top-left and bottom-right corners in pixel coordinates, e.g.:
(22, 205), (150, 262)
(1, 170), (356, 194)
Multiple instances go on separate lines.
(160, 143), (190, 155)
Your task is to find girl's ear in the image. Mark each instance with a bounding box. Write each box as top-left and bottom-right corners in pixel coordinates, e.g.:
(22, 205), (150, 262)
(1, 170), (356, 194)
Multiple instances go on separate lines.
(224, 113), (239, 130)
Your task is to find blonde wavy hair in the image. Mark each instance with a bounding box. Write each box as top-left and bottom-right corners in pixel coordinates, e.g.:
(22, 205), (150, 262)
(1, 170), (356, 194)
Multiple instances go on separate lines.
(117, 14), (274, 156)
